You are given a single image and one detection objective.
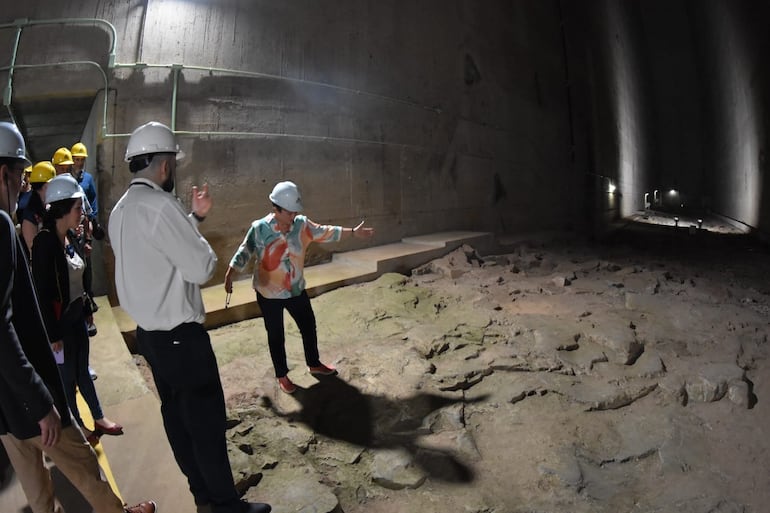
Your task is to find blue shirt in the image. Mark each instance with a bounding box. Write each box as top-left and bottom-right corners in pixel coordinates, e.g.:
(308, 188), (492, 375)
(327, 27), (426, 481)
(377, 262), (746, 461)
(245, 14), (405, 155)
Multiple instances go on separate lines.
(16, 190), (31, 221)
(77, 171), (98, 220)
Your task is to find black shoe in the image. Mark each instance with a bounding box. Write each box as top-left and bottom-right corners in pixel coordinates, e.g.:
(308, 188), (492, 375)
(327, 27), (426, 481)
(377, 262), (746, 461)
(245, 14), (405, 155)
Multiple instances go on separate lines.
(87, 322), (98, 337)
(241, 502), (271, 513)
(194, 497), (212, 513)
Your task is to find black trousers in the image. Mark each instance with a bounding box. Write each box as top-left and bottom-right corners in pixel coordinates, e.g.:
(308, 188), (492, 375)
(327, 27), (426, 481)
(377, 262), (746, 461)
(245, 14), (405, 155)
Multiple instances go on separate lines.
(58, 299), (103, 427)
(256, 290), (322, 378)
(137, 323), (241, 513)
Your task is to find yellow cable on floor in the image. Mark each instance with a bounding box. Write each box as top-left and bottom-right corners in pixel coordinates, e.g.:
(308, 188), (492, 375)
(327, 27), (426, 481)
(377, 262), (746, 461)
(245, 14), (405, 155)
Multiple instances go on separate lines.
(76, 389), (123, 503)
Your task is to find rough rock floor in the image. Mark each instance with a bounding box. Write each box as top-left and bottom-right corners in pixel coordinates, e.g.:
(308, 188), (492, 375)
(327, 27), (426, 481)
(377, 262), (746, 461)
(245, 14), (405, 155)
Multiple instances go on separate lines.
(165, 224), (770, 513)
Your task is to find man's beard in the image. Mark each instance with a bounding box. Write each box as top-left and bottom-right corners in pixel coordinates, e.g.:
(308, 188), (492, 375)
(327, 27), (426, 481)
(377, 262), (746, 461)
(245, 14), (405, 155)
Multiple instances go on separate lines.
(161, 174), (175, 193)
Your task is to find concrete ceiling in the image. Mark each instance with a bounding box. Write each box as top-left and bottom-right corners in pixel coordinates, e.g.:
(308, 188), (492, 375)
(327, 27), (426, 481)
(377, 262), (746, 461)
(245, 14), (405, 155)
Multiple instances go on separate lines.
(2, 95), (94, 164)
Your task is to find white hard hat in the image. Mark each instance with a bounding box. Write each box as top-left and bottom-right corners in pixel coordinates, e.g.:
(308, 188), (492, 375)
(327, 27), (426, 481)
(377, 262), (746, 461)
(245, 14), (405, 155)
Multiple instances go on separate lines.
(124, 121), (184, 161)
(269, 181), (303, 212)
(46, 174), (85, 204)
(0, 121), (31, 165)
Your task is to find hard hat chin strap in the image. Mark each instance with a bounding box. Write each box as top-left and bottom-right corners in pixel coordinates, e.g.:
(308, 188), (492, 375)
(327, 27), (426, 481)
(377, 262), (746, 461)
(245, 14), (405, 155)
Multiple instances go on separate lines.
(3, 166), (12, 215)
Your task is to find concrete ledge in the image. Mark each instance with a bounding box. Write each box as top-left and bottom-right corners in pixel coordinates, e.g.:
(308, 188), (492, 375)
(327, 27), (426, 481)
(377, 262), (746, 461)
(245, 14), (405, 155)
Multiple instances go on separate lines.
(496, 230), (577, 252)
(112, 230), (494, 333)
(91, 297), (149, 405)
(112, 303), (139, 337)
(206, 299), (263, 330)
(305, 260), (380, 296)
(403, 230), (496, 251)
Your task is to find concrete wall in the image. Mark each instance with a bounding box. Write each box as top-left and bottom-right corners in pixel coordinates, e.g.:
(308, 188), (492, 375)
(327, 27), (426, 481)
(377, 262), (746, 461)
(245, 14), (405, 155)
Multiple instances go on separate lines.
(631, 0), (769, 231)
(603, 0), (770, 238)
(690, 0), (770, 234)
(564, 0), (770, 239)
(560, 0), (654, 238)
(3, 1), (770, 298)
(2, 1), (582, 298)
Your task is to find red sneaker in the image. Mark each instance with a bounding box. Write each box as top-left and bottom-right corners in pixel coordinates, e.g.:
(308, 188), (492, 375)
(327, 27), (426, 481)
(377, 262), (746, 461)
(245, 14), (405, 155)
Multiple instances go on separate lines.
(277, 376), (296, 394)
(308, 363), (337, 376)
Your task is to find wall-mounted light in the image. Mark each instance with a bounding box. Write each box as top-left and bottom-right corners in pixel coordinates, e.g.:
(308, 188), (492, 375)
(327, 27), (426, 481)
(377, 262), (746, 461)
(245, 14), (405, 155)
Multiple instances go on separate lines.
(697, 219), (703, 229)
(674, 216), (679, 227)
(608, 182), (616, 194)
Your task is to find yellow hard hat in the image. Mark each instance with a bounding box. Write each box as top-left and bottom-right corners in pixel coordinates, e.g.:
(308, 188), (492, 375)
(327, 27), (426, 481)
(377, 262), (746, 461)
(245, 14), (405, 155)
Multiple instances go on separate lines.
(71, 142), (88, 157)
(52, 147), (74, 166)
(30, 161), (56, 183)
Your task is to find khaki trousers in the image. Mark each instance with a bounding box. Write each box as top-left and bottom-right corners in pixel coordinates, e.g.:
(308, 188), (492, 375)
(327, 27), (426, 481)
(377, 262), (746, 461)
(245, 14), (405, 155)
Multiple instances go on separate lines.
(1, 425), (124, 513)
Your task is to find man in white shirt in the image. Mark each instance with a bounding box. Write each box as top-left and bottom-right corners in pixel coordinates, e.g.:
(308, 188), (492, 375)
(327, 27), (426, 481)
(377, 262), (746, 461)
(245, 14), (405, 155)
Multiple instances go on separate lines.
(109, 121), (271, 513)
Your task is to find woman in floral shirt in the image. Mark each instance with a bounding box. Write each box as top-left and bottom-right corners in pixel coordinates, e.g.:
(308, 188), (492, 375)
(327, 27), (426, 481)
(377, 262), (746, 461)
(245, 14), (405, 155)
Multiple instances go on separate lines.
(224, 181), (374, 393)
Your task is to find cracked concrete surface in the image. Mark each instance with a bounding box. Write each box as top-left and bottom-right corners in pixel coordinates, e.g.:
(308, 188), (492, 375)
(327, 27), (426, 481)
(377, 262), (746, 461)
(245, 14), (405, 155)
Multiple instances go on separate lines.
(194, 227), (770, 513)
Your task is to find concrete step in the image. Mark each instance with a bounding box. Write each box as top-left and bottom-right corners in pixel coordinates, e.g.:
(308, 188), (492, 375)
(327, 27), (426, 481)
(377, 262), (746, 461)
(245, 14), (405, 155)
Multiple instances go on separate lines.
(114, 230), (494, 332)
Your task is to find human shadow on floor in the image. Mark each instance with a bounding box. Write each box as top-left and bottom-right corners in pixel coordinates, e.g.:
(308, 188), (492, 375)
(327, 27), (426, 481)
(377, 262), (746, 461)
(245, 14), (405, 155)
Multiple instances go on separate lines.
(268, 374), (486, 483)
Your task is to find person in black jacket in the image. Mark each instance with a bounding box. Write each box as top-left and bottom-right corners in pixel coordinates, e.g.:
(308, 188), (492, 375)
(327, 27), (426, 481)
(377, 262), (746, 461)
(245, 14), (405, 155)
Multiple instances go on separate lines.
(0, 122), (156, 513)
(19, 160), (55, 259)
(31, 174), (123, 442)
(0, 129), (62, 466)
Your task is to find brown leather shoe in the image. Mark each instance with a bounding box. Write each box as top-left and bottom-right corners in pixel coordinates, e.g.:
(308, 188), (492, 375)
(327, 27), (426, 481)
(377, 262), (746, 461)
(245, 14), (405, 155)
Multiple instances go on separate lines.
(124, 500), (157, 513)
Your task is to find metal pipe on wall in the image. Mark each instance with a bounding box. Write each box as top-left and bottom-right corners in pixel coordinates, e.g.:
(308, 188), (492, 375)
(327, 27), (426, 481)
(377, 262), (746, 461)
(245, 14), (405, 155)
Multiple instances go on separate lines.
(0, 60), (111, 135)
(0, 17), (116, 136)
(2, 24), (23, 125)
(171, 130), (428, 151)
(170, 64), (182, 132)
(102, 61), (436, 150)
(1, 16), (442, 148)
(0, 17), (117, 67)
(175, 63), (443, 114)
